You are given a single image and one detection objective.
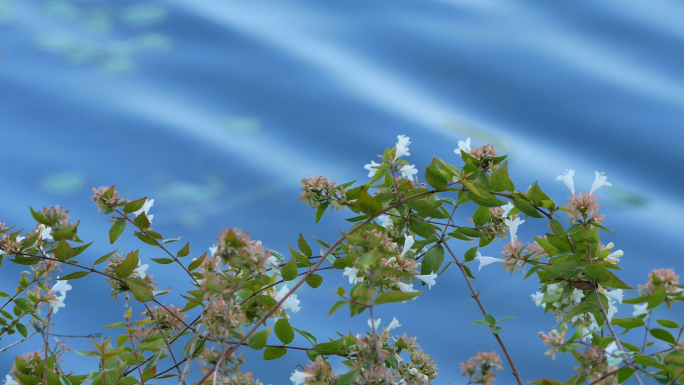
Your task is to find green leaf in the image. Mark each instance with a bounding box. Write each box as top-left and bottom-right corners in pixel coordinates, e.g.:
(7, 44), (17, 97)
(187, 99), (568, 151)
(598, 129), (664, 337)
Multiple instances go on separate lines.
(177, 243), (190, 258)
(495, 316), (517, 324)
(656, 319), (679, 329)
(375, 291), (420, 304)
(489, 326), (503, 334)
(125, 278), (154, 302)
(248, 327), (272, 350)
(13, 298), (34, 313)
(357, 187), (383, 216)
(490, 162), (514, 192)
(616, 367), (636, 383)
(648, 284), (666, 309)
(472, 205), (492, 227)
(54, 238), (73, 262)
(458, 227), (483, 238)
(540, 260), (581, 280)
(404, 200), (449, 219)
(275, 318), (295, 344)
(583, 263), (611, 284)
(116, 250), (138, 279)
(59, 374), (73, 385)
(548, 219), (566, 239)
(59, 272), (90, 280)
(561, 302), (598, 324)
(150, 258), (174, 265)
(15, 322), (27, 337)
(71, 242), (93, 258)
(109, 220), (126, 244)
(409, 219), (436, 239)
(425, 158), (448, 190)
(462, 264), (476, 279)
(306, 274), (323, 288)
(293, 327), (317, 346)
(188, 253), (205, 271)
(512, 196), (544, 218)
(135, 231), (158, 246)
(529, 379), (563, 385)
(134, 213), (151, 229)
(53, 221), (80, 242)
(650, 328), (676, 344)
(329, 300), (348, 316)
(464, 247), (478, 263)
(421, 244), (445, 275)
(298, 234), (313, 258)
(281, 257), (298, 281)
(263, 347), (287, 360)
(611, 317), (645, 331)
(337, 367), (361, 385)
(124, 198), (146, 214)
(604, 272), (633, 290)
(484, 315), (496, 325)
(315, 201), (330, 224)
(30, 207), (52, 226)
(93, 249), (117, 267)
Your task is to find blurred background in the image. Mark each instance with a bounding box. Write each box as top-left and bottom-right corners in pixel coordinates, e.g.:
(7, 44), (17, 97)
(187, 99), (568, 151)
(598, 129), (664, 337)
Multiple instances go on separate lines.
(1, 0), (683, 383)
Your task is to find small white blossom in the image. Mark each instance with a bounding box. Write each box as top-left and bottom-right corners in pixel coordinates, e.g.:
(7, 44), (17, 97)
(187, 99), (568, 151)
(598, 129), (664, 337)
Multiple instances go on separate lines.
(377, 214), (392, 228)
(364, 161), (381, 177)
(49, 294), (66, 314)
(607, 300), (618, 321)
(556, 169), (575, 195)
(51, 278), (72, 296)
(571, 289), (585, 304)
(368, 317), (381, 332)
(475, 252), (504, 271)
(632, 303), (649, 317)
(546, 283), (561, 295)
(605, 289), (623, 304)
(416, 273), (437, 289)
(531, 291), (546, 308)
(343, 267), (364, 284)
(504, 217), (525, 242)
(397, 282), (418, 293)
(454, 137), (471, 155)
(37, 224), (53, 241)
(408, 368), (418, 375)
(607, 249), (623, 261)
(605, 341), (618, 356)
(5, 375), (18, 385)
(275, 285), (301, 314)
(387, 317), (401, 332)
(135, 260), (149, 279)
(501, 202), (514, 217)
(395, 135), (411, 160)
(289, 370), (312, 385)
(400, 164), (418, 178)
(400, 235), (414, 258)
(590, 171), (612, 195)
(208, 244), (218, 257)
(132, 198), (155, 223)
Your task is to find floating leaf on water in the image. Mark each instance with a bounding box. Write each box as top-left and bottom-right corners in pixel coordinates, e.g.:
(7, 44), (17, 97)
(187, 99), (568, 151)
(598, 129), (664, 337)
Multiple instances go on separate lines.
(121, 4), (169, 28)
(224, 117), (259, 133)
(42, 172), (85, 195)
(43, 0), (81, 20)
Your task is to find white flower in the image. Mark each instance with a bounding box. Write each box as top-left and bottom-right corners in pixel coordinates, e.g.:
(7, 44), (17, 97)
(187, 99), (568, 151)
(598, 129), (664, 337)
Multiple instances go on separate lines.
(531, 291), (546, 308)
(135, 260), (149, 279)
(50, 294), (66, 314)
(454, 137), (471, 155)
(501, 202), (514, 217)
(590, 171), (612, 195)
(607, 301), (618, 321)
(208, 244), (218, 257)
(415, 373), (428, 382)
(132, 198), (155, 223)
(399, 235), (414, 258)
(266, 255), (280, 267)
(408, 368), (418, 375)
(289, 370), (313, 385)
(571, 313), (586, 323)
(571, 289), (585, 304)
(632, 303), (649, 317)
(606, 250), (623, 261)
(394, 135), (411, 160)
(605, 341), (618, 356)
(416, 273), (437, 289)
(605, 289), (623, 304)
(400, 164), (418, 178)
(368, 317), (381, 332)
(546, 283), (561, 295)
(343, 267), (364, 284)
(387, 317), (401, 332)
(580, 326), (592, 342)
(37, 224), (53, 241)
(275, 285), (301, 314)
(397, 282), (418, 293)
(364, 160), (381, 177)
(556, 169), (575, 195)
(5, 375), (18, 385)
(51, 278), (72, 296)
(394, 353), (404, 364)
(377, 215), (392, 228)
(504, 217), (525, 242)
(475, 252), (504, 271)
(587, 312), (599, 330)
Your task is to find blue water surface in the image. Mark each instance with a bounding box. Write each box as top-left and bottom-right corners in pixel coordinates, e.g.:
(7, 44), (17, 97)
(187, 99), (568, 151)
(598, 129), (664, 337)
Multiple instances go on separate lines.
(1, 0), (683, 384)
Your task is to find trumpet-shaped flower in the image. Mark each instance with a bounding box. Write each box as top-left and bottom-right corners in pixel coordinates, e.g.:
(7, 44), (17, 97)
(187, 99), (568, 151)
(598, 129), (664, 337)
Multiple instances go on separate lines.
(607, 249), (623, 261)
(400, 164), (418, 178)
(364, 160), (381, 177)
(571, 289), (585, 304)
(590, 171), (612, 195)
(377, 214), (392, 228)
(531, 291), (546, 308)
(400, 234), (414, 258)
(368, 317), (381, 332)
(605, 289), (623, 304)
(397, 282), (418, 293)
(49, 294), (66, 314)
(504, 217), (525, 242)
(290, 370), (313, 385)
(395, 135), (411, 160)
(632, 303), (648, 317)
(343, 267), (364, 284)
(501, 202), (514, 217)
(135, 260), (149, 279)
(475, 252), (504, 271)
(132, 198), (155, 223)
(51, 278), (72, 296)
(387, 317), (401, 332)
(208, 244), (218, 257)
(275, 285), (301, 314)
(37, 224), (53, 241)
(556, 169), (575, 195)
(454, 137), (471, 155)
(5, 375), (18, 385)
(416, 273), (437, 289)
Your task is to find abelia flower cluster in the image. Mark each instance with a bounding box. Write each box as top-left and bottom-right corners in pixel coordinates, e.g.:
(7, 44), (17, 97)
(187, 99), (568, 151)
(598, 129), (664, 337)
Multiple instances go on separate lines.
(289, 356), (335, 385)
(639, 268), (680, 296)
(38, 205), (71, 231)
(135, 304), (187, 339)
(91, 185), (125, 213)
(573, 347), (618, 385)
(298, 175), (349, 211)
(538, 327), (567, 360)
(460, 350), (503, 385)
(214, 227), (272, 271)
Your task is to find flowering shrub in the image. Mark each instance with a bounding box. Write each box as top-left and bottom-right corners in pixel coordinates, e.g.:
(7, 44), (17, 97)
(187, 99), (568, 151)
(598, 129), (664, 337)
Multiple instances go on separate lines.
(1, 135), (683, 385)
